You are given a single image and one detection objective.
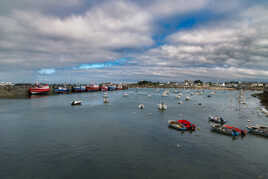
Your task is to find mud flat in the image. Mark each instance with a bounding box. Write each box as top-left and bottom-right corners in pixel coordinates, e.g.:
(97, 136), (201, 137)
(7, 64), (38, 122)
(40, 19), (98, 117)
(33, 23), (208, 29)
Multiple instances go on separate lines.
(0, 85), (53, 99)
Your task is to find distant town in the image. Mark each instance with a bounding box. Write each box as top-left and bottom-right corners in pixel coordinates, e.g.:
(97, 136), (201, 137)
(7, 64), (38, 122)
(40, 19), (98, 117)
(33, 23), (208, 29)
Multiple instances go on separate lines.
(128, 80), (266, 90)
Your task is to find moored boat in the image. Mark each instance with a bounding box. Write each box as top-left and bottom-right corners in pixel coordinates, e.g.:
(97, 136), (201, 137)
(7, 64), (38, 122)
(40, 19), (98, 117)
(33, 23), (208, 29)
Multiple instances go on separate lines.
(54, 87), (69, 94)
(185, 96), (190, 101)
(158, 102), (167, 110)
(86, 84), (100, 92)
(72, 86), (86, 92)
(71, 100), (82, 105)
(208, 116), (226, 124)
(29, 84), (50, 95)
(138, 104), (144, 109)
(247, 125), (268, 137)
(108, 86), (117, 91)
(116, 84), (123, 90)
(210, 123), (246, 137)
(162, 90), (169, 97)
(177, 120), (196, 131)
(100, 86), (108, 91)
(168, 120), (187, 131)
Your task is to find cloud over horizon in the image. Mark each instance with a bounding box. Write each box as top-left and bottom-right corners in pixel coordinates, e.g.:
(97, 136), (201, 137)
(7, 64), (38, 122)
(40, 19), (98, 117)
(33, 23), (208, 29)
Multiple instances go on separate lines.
(0, 0), (268, 82)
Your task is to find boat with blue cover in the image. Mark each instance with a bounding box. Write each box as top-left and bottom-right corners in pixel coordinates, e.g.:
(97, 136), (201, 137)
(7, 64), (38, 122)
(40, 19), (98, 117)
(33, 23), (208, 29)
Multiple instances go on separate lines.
(54, 87), (69, 93)
(72, 86), (86, 92)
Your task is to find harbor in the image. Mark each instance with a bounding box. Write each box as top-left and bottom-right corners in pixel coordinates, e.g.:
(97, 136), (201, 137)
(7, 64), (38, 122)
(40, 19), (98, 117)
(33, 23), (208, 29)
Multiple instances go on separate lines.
(0, 83), (128, 98)
(0, 80), (265, 99)
(1, 0), (268, 178)
(0, 88), (268, 179)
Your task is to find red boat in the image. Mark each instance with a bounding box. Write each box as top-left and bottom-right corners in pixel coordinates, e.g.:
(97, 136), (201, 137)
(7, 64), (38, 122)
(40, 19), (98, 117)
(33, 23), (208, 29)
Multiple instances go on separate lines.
(177, 120), (196, 131)
(100, 86), (108, 91)
(86, 84), (100, 92)
(29, 84), (50, 95)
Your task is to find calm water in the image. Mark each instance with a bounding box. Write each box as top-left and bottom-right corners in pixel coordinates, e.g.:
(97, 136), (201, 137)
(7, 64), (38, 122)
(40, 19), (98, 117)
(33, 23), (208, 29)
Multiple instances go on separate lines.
(0, 89), (268, 179)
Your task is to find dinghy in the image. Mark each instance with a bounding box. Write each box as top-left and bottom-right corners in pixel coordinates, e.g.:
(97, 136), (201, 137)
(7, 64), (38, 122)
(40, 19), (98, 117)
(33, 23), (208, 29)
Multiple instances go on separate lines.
(247, 125), (268, 137)
(138, 104), (145, 109)
(71, 100), (82, 105)
(210, 123), (246, 137)
(168, 120), (187, 131)
(158, 102), (167, 110)
(208, 116), (226, 124)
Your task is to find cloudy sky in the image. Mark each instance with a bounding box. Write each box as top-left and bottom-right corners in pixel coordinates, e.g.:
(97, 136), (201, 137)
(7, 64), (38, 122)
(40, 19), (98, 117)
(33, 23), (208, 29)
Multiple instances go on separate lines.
(0, 0), (268, 83)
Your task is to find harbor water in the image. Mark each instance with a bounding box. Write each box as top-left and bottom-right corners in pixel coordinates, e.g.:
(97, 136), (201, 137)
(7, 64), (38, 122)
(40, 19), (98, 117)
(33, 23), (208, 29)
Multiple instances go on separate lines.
(0, 89), (268, 179)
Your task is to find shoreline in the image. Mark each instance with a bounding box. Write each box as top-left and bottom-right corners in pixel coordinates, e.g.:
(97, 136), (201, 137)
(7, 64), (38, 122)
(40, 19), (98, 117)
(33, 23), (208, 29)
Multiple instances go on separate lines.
(0, 84), (264, 99)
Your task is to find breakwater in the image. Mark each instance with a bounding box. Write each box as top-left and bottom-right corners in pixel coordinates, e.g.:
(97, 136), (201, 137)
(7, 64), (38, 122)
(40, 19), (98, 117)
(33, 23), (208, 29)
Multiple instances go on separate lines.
(0, 84), (127, 99)
(0, 85), (31, 98)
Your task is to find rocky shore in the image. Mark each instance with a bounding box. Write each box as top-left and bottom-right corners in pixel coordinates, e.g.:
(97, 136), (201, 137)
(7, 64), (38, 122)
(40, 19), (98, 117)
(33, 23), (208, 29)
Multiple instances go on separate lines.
(252, 91), (268, 108)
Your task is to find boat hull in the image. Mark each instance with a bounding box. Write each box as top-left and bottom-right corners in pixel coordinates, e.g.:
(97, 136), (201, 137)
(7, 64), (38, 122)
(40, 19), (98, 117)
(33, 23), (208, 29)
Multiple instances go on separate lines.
(168, 121), (187, 131)
(210, 124), (246, 136)
(54, 88), (69, 93)
(86, 85), (100, 92)
(72, 86), (86, 92)
(247, 126), (268, 137)
(29, 85), (50, 95)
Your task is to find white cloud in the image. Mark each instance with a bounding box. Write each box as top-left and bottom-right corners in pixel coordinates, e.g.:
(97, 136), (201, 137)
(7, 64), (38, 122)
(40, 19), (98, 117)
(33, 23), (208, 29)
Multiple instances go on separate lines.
(0, 0), (268, 81)
(0, 0), (153, 72)
(148, 0), (209, 17)
(134, 5), (268, 80)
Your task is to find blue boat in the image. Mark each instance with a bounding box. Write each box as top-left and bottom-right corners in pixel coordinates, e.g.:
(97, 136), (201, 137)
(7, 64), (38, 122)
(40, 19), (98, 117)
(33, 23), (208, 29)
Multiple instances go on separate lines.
(72, 86), (86, 92)
(108, 86), (116, 91)
(54, 87), (69, 93)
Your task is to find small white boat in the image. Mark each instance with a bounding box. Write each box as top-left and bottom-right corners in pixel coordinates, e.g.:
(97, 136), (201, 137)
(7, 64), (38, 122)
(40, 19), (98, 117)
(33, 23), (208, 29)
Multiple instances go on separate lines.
(209, 91), (216, 95)
(158, 103), (167, 110)
(123, 93), (128, 97)
(173, 90), (179, 94)
(138, 104), (144, 109)
(71, 100), (82, 105)
(162, 90), (169, 97)
(185, 96), (190, 101)
(176, 95), (181, 99)
(178, 101), (183, 104)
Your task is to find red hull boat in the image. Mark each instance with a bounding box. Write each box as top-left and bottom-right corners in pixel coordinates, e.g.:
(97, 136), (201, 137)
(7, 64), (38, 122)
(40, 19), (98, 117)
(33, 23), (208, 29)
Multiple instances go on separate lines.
(86, 85), (100, 92)
(177, 120), (196, 131)
(100, 86), (108, 91)
(29, 84), (50, 95)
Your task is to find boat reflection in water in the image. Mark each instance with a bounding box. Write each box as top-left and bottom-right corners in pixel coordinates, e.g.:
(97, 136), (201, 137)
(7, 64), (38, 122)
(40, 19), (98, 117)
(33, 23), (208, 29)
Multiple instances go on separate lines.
(28, 94), (49, 99)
